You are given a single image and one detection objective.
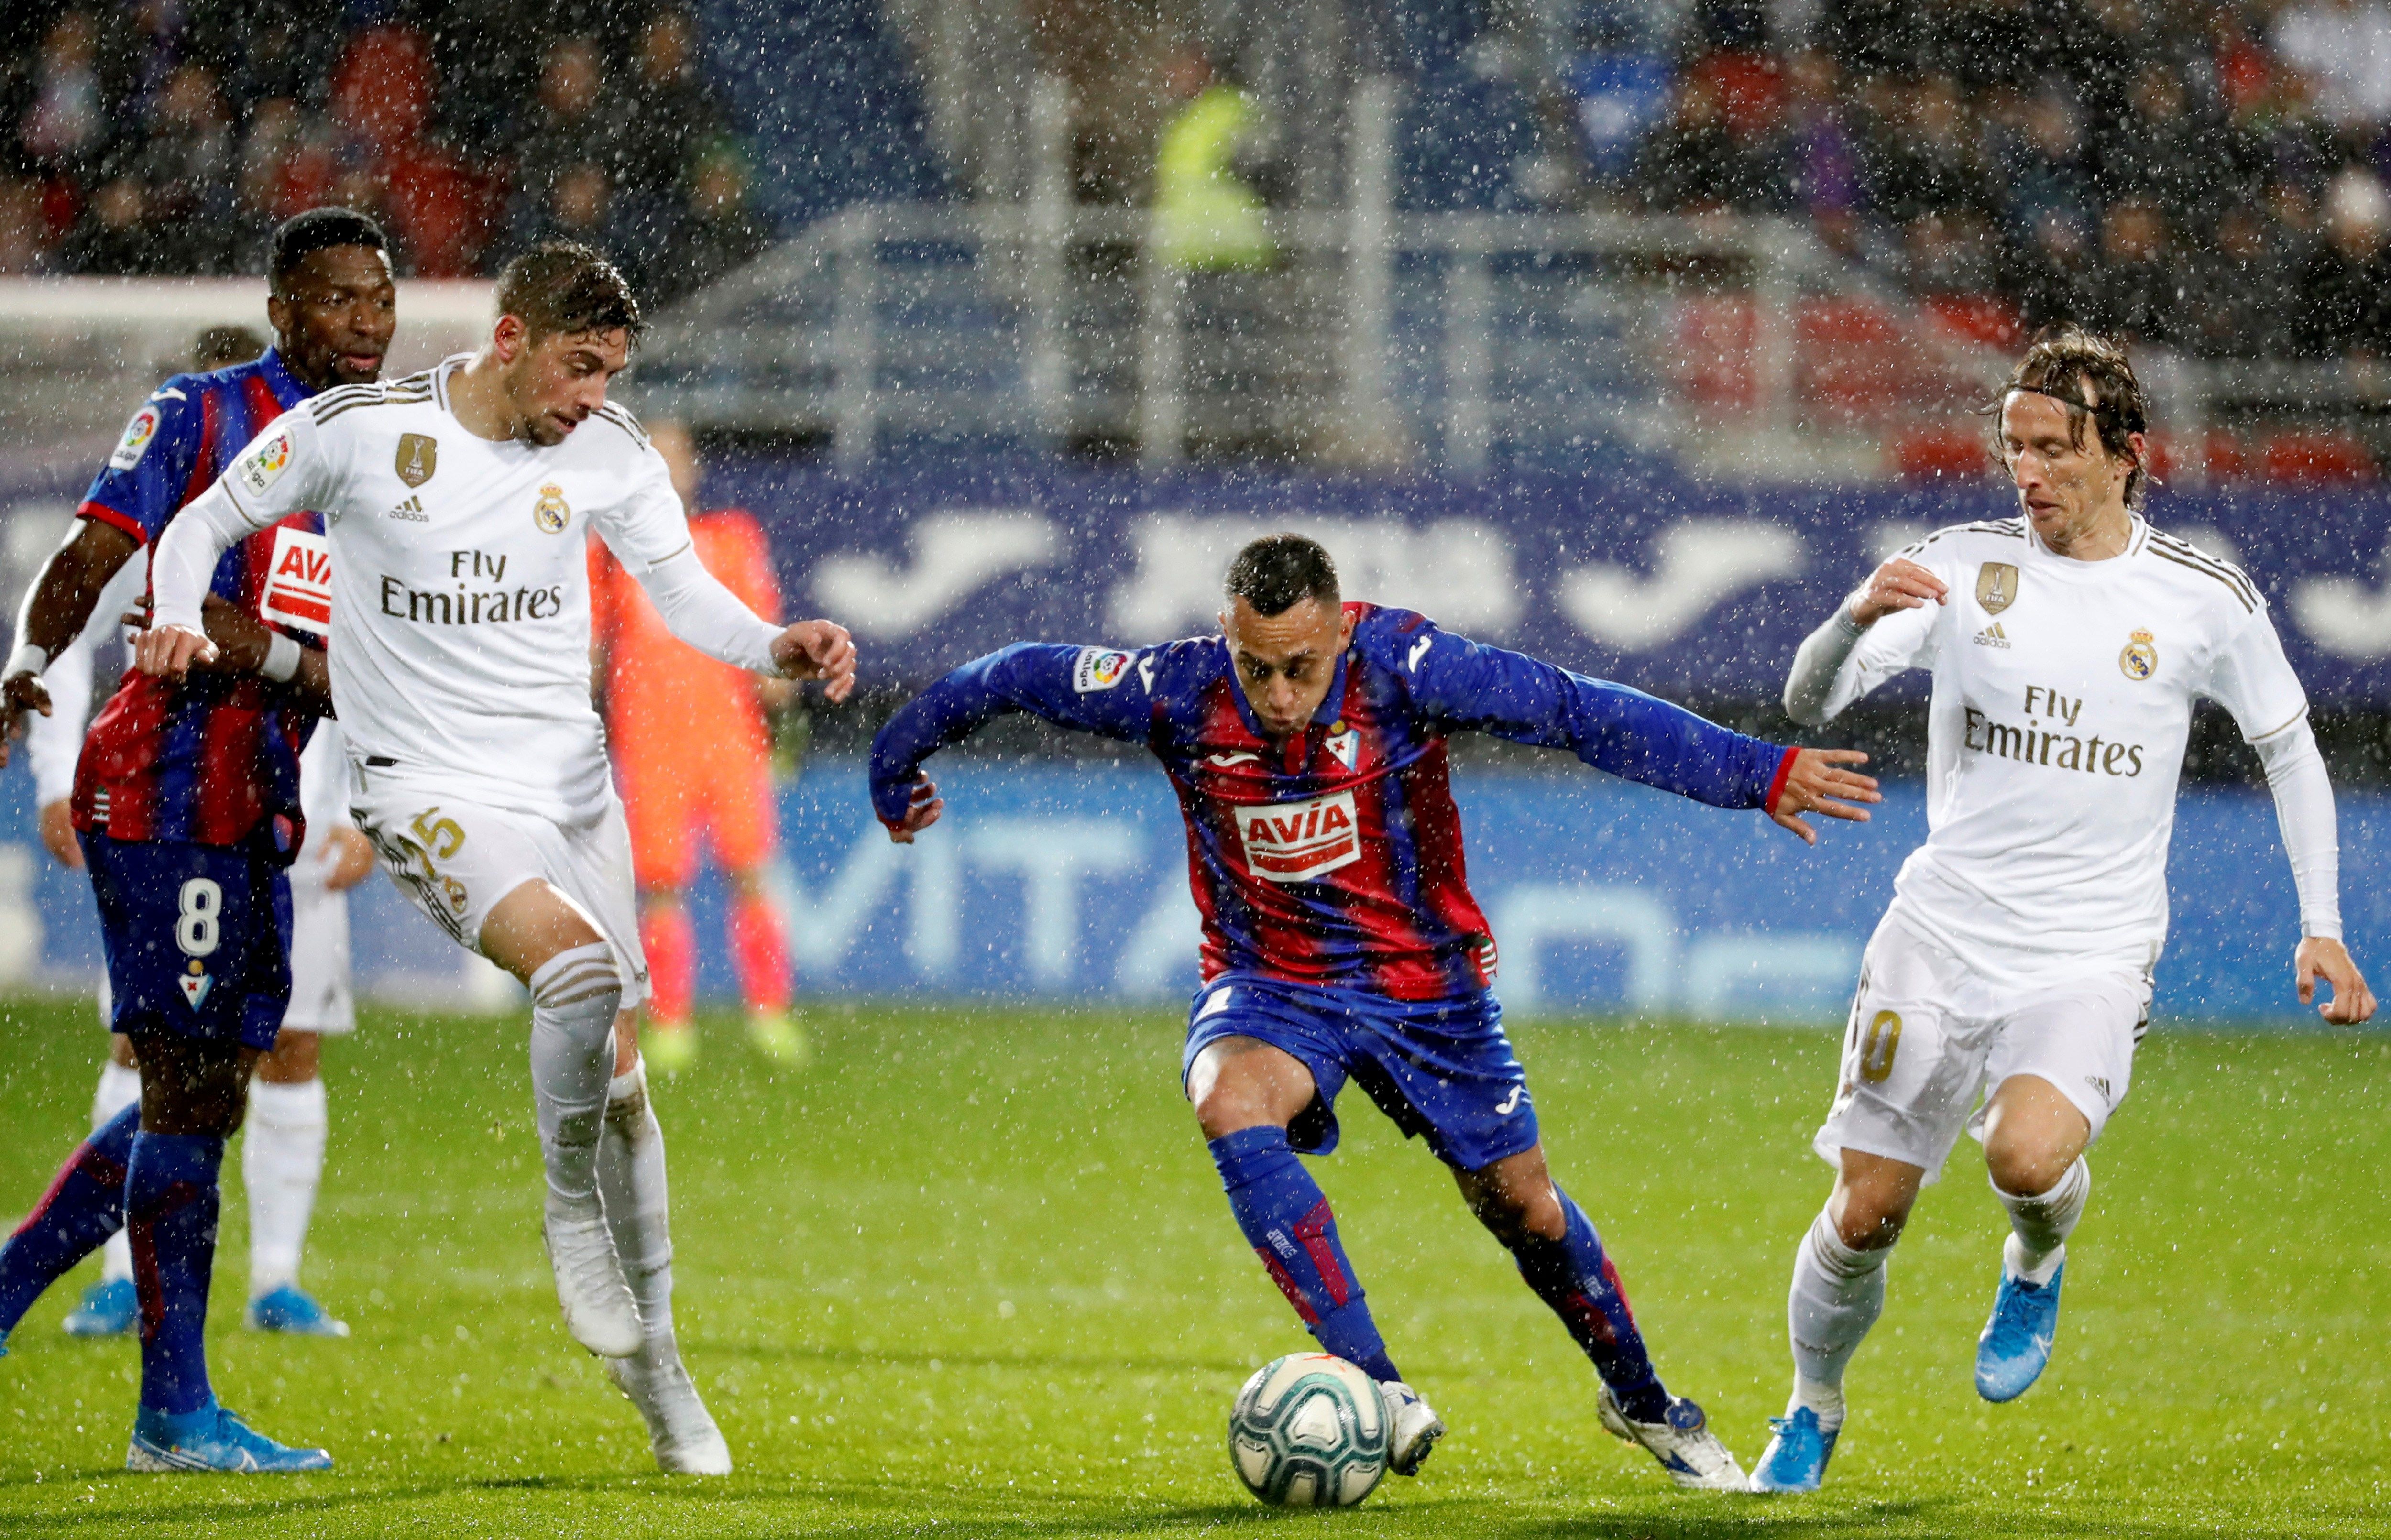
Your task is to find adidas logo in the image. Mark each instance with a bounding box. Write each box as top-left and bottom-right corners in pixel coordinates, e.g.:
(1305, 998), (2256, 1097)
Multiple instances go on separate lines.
(384, 494), (428, 523)
(1973, 621), (2010, 649)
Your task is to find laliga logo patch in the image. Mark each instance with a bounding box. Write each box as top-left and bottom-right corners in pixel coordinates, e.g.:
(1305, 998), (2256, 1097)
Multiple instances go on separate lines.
(260, 525), (333, 636)
(2119, 627), (2158, 680)
(533, 482), (570, 534)
(238, 430), (294, 497)
(110, 406), (161, 471)
(1234, 791), (1361, 884)
(1073, 646), (1134, 692)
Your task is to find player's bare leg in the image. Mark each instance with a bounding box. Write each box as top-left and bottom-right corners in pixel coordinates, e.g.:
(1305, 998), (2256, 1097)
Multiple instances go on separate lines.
(594, 1017), (730, 1473)
(1974, 1075), (2092, 1403)
(1187, 1038), (1444, 1474)
(480, 881), (642, 1358)
(1753, 1149), (1922, 1492)
(1454, 1147), (1744, 1490)
(244, 1030), (345, 1336)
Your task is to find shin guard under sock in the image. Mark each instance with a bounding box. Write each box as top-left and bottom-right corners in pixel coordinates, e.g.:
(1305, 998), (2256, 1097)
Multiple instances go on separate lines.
(728, 894), (792, 1015)
(599, 1060), (674, 1339)
(1509, 1185), (1670, 1422)
(1995, 1158), (2088, 1283)
(1208, 1126), (1400, 1384)
(527, 945), (623, 1203)
(0, 1103), (140, 1332)
(126, 1131), (225, 1415)
(1786, 1207), (1889, 1424)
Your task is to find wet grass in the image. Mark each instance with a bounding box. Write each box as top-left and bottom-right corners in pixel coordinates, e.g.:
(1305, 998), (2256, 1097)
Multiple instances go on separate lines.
(0, 996), (2382, 1537)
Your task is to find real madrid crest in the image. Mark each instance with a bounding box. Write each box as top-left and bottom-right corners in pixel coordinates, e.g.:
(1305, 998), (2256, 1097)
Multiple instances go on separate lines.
(1975, 561), (2019, 615)
(395, 433), (437, 488)
(534, 482), (570, 534)
(2119, 627), (2158, 680)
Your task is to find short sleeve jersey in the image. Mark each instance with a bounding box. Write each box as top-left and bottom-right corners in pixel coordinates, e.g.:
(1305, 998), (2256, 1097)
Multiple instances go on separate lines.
(71, 349), (324, 849)
(1826, 513), (2307, 963)
(208, 357), (713, 823)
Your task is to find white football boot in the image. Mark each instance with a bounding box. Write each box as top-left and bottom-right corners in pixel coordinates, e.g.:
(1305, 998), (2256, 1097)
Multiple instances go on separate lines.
(1378, 1381), (1447, 1475)
(607, 1338), (732, 1474)
(1597, 1384), (1747, 1490)
(543, 1192), (643, 1358)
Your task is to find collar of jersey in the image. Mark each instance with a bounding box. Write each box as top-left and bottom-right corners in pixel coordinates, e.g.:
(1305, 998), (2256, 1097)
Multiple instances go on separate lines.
(258, 347), (307, 407)
(2023, 511), (2147, 567)
(1222, 644), (1351, 743)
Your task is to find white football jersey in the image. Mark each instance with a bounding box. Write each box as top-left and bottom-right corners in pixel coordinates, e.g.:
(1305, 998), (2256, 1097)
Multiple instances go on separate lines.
(209, 357), (769, 823)
(1823, 513), (2307, 970)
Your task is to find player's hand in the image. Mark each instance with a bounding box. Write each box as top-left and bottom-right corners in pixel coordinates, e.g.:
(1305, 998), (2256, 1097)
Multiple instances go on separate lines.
(38, 799), (82, 869)
(124, 594), (274, 676)
(1767, 748), (1879, 846)
(884, 776), (943, 843)
(1, 667), (53, 771)
(1849, 557), (1948, 627)
(2295, 936), (2376, 1024)
(322, 826), (378, 891)
(135, 622), (218, 678)
(772, 619), (857, 703)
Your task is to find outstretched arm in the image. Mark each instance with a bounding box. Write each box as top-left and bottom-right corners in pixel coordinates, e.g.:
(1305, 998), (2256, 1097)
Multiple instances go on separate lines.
(629, 546), (856, 699)
(1, 520), (141, 766)
(871, 643), (1156, 841)
(1405, 621), (1879, 843)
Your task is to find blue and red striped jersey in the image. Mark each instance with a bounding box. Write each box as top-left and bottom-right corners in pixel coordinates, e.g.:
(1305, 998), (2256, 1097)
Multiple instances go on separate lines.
(872, 602), (1799, 1002)
(70, 348), (323, 850)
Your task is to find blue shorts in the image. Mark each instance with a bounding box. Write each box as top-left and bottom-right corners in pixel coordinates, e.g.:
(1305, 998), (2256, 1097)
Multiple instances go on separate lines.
(81, 832), (292, 1052)
(1181, 972), (1539, 1172)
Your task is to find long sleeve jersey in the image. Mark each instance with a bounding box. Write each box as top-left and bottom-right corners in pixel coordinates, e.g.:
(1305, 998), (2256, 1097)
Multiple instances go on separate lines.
(872, 602), (1798, 1002)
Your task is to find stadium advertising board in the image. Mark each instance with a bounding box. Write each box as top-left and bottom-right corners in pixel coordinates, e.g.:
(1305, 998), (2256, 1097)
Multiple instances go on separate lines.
(721, 462), (2391, 703)
(4, 766), (2377, 1023)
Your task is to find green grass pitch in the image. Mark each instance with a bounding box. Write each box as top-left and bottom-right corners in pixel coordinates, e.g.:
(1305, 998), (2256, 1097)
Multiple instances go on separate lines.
(0, 996), (2383, 1538)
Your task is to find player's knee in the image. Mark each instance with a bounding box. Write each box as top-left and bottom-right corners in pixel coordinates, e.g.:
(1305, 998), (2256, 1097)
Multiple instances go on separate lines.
(1829, 1180), (1914, 1251)
(1983, 1138), (2074, 1199)
(1190, 1078), (1287, 1142)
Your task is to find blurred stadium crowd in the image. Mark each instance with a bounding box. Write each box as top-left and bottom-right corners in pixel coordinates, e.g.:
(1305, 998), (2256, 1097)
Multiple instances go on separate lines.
(1625, 0), (2391, 357)
(0, 1), (767, 304)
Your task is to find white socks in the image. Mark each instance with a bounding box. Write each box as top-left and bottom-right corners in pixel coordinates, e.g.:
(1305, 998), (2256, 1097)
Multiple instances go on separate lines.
(1786, 1208), (1890, 1429)
(597, 1059), (674, 1343)
(92, 1062), (142, 1285)
(1994, 1158), (2088, 1286)
(244, 1077), (329, 1296)
(527, 944), (624, 1203)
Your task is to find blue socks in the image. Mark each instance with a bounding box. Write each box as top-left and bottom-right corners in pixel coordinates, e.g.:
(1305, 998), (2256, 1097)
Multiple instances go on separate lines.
(0, 1102), (139, 1333)
(126, 1131), (225, 1416)
(1510, 1185), (1670, 1421)
(1209, 1126), (1401, 1384)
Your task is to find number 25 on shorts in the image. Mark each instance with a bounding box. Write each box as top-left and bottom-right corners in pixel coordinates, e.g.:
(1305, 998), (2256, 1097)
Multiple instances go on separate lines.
(411, 808), (466, 861)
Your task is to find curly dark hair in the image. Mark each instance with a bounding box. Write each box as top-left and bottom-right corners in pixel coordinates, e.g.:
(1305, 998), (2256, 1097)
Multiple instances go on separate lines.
(1992, 326), (2151, 508)
(494, 241), (646, 349)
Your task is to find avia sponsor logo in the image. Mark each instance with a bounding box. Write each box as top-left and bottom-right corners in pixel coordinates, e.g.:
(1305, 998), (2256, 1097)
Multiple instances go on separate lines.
(1234, 791), (1361, 883)
(1963, 687), (2145, 777)
(377, 549), (561, 627)
(1973, 621), (2010, 649)
(261, 526), (333, 636)
(384, 494), (428, 523)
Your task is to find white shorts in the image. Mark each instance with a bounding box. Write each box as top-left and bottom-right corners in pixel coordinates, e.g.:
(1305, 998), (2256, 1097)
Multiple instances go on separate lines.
(1813, 907), (2153, 1184)
(282, 877), (355, 1034)
(351, 782), (650, 1008)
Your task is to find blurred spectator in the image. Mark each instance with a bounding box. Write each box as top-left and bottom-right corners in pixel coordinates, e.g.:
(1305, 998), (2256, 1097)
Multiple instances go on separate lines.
(517, 38), (627, 216)
(622, 10), (726, 201)
(2271, 0), (2391, 129)
(20, 13), (108, 178)
(2183, 203), (2301, 357)
(0, 177), (50, 275)
(1633, 69), (1789, 212)
(1862, 76), (1995, 224)
(61, 174), (160, 274)
(515, 161), (619, 262)
(2292, 167), (2391, 355)
(647, 143), (771, 307)
(2087, 197), (2178, 345)
(138, 65), (236, 273)
(1784, 52), (1863, 246)
(1996, 90), (2096, 252)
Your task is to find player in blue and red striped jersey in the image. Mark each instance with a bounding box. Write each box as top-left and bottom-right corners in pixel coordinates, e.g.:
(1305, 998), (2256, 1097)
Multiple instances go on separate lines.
(871, 534), (1879, 1491)
(0, 208), (394, 1474)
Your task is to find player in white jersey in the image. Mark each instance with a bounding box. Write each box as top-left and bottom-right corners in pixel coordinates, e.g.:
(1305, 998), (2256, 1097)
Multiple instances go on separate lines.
(1747, 328), (2377, 1493)
(134, 243), (859, 1475)
(27, 558), (371, 1342)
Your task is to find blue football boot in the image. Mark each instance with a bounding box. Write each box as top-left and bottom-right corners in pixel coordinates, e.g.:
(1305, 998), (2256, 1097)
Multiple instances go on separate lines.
(126, 1400), (333, 1473)
(1748, 1406), (1840, 1493)
(63, 1278), (137, 1337)
(246, 1285), (349, 1338)
(1976, 1259), (2063, 1403)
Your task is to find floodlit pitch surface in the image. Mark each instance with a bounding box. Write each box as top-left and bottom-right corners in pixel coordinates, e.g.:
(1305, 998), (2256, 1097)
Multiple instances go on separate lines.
(0, 997), (2382, 1538)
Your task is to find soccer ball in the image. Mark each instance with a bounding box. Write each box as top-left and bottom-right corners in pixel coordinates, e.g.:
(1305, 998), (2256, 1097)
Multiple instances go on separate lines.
(1227, 1352), (1389, 1507)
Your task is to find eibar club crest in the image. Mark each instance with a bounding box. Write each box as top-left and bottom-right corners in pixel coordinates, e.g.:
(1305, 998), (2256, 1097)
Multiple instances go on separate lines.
(1975, 561), (2019, 615)
(395, 432), (438, 487)
(2120, 627), (2159, 680)
(533, 482), (570, 534)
